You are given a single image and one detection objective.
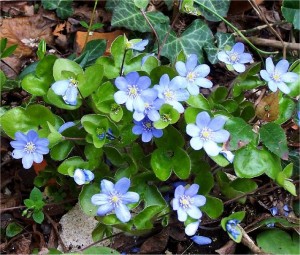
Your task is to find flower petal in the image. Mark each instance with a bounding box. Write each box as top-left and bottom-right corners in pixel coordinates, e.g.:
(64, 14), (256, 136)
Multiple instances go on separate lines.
(133, 111), (145, 121)
(191, 236), (212, 245)
(185, 184), (199, 197)
(115, 177), (130, 194)
(122, 191), (140, 204)
(172, 198), (180, 210)
(12, 149), (25, 159)
(22, 153), (34, 169)
(125, 72), (139, 85)
(137, 76), (151, 90)
(186, 205), (202, 219)
(159, 74), (170, 86)
(14, 131), (28, 142)
(275, 59), (289, 75)
(84, 170), (94, 182)
(51, 80), (69, 95)
(203, 140), (222, 156)
(115, 77), (128, 91)
(260, 70), (271, 82)
(115, 203), (131, 223)
(10, 140), (26, 149)
(169, 101), (184, 113)
(132, 125), (143, 135)
(27, 130), (38, 142)
(64, 86), (78, 105)
(170, 76), (187, 90)
(190, 137), (204, 150)
(101, 179), (115, 194)
(186, 124), (200, 137)
(96, 203), (114, 216)
(114, 91), (128, 105)
(175, 89), (190, 101)
(281, 72), (298, 83)
(177, 207), (188, 222)
(174, 185), (185, 198)
(277, 81), (291, 94)
(35, 138), (49, 147)
(212, 129), (230, 143)
(186, 54), (198, 72)
(142, 131), (152, 142)
(238, 53), (253, 64)
(194, 77), (213, 88)
(126, 98), (134, 111)
(266, 57), (275, 74)
(32, 152), (43, 164)
(152, 129), (163, 138)
(217, 51), (230, 64)
(267, 80), (278, 92)
(187, 83), (199, 95)
(91, 194), (110, 205)
(232, 42), (244, 54)
(175, 61), (187, 76)
(58, 122), (76, 133)
(74, 169), (86, 185)
(193, 195), (206, 207)
(194, 64), (210, 77)
(208, 116), (226, 131)
(233, 63), (245, 73)
(36, 146), (49, 155)
(147, 110), (160, 122)
(196, 112), (211, 129)
(185, 221), (200, 236)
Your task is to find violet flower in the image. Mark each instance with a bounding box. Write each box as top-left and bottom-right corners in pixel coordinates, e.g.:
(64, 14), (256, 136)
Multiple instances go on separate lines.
(260, 57), (298, 94)
(217, 42), (253, 73)
(175, 54), (213, 95)
(126, 39), (149, 51)
(226, 219), (241, 241)
(51, 78), (78, 105)
(73, 169), (94, 185)
(186, 112), (230, 156)
(172, 184), (206, 222)
(191, 236), (212, 245)
(58, 121), (76, 133)
(91, 177), (140, 223)
(132, 117), (163, 142)
(10, 130), (49, 169)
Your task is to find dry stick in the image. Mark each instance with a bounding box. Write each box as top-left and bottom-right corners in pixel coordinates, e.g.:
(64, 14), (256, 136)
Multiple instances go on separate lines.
(237, 21), (287, 34)
(238, 37), (300, 51)
(239, 225), (267, 254)
(45, 212), (68, 253)
(140, 9), (160, 53)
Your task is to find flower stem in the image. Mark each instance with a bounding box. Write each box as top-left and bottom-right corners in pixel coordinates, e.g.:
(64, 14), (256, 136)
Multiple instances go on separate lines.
(194, 0), (279, 55)
(120, 49), (128, 76)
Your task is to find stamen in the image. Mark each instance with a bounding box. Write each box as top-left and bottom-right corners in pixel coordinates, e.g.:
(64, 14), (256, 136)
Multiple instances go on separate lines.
(164, 89), (175, 101)
(128, 85), (139, 98)
(200, 127), (212, 141)
(109, 192), (122, 207)
(179, 195), (192, 209)
(187, 71), (197, 82)
(272, 72), (281, 82)
(229, 53), (239, 63)
(142, 120), (153, 131)
(24, 142), (36, 153)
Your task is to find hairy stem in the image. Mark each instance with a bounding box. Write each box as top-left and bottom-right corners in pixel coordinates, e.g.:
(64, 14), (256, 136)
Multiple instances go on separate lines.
(83, 0), (99, 51)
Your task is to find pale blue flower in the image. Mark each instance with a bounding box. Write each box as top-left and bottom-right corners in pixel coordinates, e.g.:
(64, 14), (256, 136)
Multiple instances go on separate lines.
(154, 74), (189, 113)
(260, 57), (298, 94)
(185, 219), (201, 236)
(226, 219), (241, 240)
(10, 130), (49, 169)
(132, 92), (164, 122)
(51, 78), (78, 105)
(172, 184), (206, 222)
(132, 117), (163, 142)
(114, 72), (156, 112)
(175, 54), (213, 95)
(283, 204), (290, 216)
(270, 206), (278, 216)
(220, 150), (235, 163)
(191, 235), (212, 245)
(97, 128), (115, 141)
(126, 39), (148, 51)
(91, 177), (140, 223)
(217, 42), (253, 73)
(58, 121), (76, 133)
(73, 169), (94, 185)
(186, 112), (230, 156)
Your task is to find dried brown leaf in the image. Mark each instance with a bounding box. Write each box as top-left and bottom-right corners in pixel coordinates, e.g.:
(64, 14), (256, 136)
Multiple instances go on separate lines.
(215, 240), (236, 255)
(140, 227), (170, 254)
(256, 92), (279, 122)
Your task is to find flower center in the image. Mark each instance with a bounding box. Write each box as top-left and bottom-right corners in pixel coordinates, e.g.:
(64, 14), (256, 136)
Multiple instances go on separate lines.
(24, 142), (36, 153)
(144, 102), (151, 110)
(142, 120), (153, 131)
(229, 53), (239, 63)
(164, 89), (175, 101)
(187, 71), (197, 82)
(128, 85), (139, 98)
(200, 127), (212, 141)
(109, 192), (122, 207)
(179, 195), (192, 209)
(69, 78), (78, 86)
(126, 41), (133, 49)
(272, 72), (281, 82)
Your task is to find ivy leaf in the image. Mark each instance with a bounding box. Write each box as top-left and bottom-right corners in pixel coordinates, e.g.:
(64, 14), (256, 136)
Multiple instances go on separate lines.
(259, 123), (289, 160)
(111, 1), (169, 32)
(41, 0), (73, 19)
(154, 19), (214, 63)
(195, 0), (231, 21)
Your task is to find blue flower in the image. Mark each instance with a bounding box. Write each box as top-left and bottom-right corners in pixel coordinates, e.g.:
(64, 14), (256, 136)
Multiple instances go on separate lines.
(51, 78), (79, 105)
(283, 204), (290, 216)
(126, 39), (149, 51)
(133, 92), (164, 122)
(175, 54), (213, 95)
(172, 184), (206, 222)
(97, 128), (115, 141)
(185, 219), (201, 236)
(114, 72), (156, 112)
(217, 42), (253, 73)
(10, 130), (49, 169)
(191, 236), (212, 245)
(270, 206), (278, 216)
(260, 57), (298, 94)
(186, 112), (230, 156)
(154, 74), (190, 113)
(58, 121), (76, 133)
(220, 150), (235, 163)
(91, 177), (140, 223)
(73, 169), (94, 185)
(132, 117), (163, 142)
(226, 219), (241, 240)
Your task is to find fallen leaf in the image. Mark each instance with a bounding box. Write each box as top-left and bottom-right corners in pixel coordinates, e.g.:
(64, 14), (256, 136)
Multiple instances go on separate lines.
(215, 240), (236, 255)
(140, 227), (170, 253)
(256, 92), (279, 122)
(0, 14), (56, 57)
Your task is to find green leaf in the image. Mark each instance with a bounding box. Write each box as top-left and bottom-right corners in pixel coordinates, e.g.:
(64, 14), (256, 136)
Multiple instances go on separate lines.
(41, 0), (73, 19)
(154, 19), (213, 63)
(50, 140), (73, 161)
(79, 183), (99, 217)
(58, 156), (88, 175)
(1, 44), (18, 58)
(46, 88), (82, 110)
(150, 148), (173, 181)
(0, 70), (7, 91)
(209, 154), (230, 167)
(194, 168), (214, 195)
(82, 247), (119, 255)
(201, 196), (223, 219)
(287, 59), (300, 97)
(6, 222), (23, 237)
(82, 40), (107, 67)
(30, 187), (43, 202)
(225, 117), (257, 150)
(195, 0), (230, 21)
(282, 0), (300, 30)
(154, 104), (180, 129)
(53, 58), (83, 81)
(259, 123), (288, 160)
(283, 180), (297, 196)
(134, 0), (149, 9)
(257, 229), (299, 254)
(141, 56), (159, 74)
(111, 1), (169, 32)
(154, 125), (184, 149)
(274, 97), (296, 124)
(283, 163), (293, 178)
(32, 211), (44, 224)
(234, 145), (282, 178)
(0, 38), (7, 53)
(186, 94), (211, 110)
(1, 104), (55, 138)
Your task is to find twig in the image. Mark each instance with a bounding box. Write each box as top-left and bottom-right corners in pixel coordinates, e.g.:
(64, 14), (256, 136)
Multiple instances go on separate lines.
(236, 21), (287, 34)
(239, 225), (267, 254)
(140, 9), (160, 52)
(80, 232), (122, 251)
(238, 37), (300, 51)
(254, 88), (266, 107)
(45, 212), (68, 253)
